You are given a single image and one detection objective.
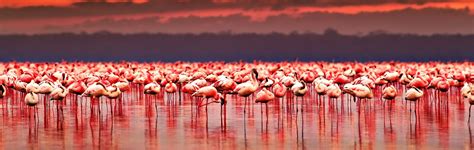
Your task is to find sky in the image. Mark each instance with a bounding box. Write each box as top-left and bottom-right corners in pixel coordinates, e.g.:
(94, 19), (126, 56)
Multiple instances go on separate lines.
(0, 0), (473, 35)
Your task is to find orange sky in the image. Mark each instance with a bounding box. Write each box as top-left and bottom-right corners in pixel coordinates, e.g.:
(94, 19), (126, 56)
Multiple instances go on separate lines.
(0, 0), (472, 34)
(0, 0), (472, 16)
(0, 0), (147, 7)
(0, 0), (471, 8)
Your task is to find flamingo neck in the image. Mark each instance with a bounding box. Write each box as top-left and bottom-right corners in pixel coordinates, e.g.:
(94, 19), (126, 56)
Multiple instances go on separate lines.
(251, 72), (258, 88)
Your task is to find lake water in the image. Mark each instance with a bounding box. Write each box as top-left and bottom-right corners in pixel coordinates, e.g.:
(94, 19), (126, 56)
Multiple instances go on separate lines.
(1, 87), (473, 149)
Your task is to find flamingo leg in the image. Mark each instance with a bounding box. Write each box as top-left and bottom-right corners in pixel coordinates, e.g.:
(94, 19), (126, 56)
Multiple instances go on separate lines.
(220, 103), (223, 128)
(470, 105), (472, 122)
(295, 96), (298, 112)
(244, 97), (247, 113)
(205, 98), (208, 114)
(155, 95), (158, 116)
(265, 103), (268, 120)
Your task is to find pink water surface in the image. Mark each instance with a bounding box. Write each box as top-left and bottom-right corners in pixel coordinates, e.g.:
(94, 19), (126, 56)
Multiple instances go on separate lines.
(1, 88), (473, 149)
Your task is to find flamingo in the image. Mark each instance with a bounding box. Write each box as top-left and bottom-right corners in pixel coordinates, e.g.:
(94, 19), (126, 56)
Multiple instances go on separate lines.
(192, 85), (224, 107)
(190, 78), (208, 88)
(292, 80), (307, 97)
(19, 72), (35, 83)
(301, 70), (316, 83)
(50, 82), (68, 100)
(13, 80), (27, 93)
(343, 68), (356, 78)
(291, 80), (307, 111)
(234, 69), (259, 113)
(405, 87), (424, 113)
(37, 81), (54, 95)
(25, 92), (39, 117)
(49, 82), (68, 114)
(82, 82), (108, 99)
(164, 81), (178, 102)
(467, 91), (474, 122)
(375, 77), (388, 86)
(214, 75), (237, 99)
(26, 81), (39, 93)
(261, 77), (274, 88)
(272, 81), (286, 98)
(25, 92), (39, 106)
(408, 77), (428, 89)
(106, 84), (121, 99)
(106, 73), (120, 84)
(144, 82), (161, 95)
(132, 73), (147, 85)
(314, 82), (328, 96)
(182, 82), (199, 94)
(178, 72), (191, 98)
(435, 79), (450, 92)
(256, 88), (275, 103)
(205, 74), (217, 83)
(382, 85), (397, 100)
(67, 80), (87, 95)
(192, 85), (225, 120)
(382, 71), (400, 83)
(327, 84), (342, 99)
(115, 79), (130, 92)
(333, 74), (351, 85)
(343, 83), (355, 94)
(461, 83), (472, 98)
(399, 73), (413, 85)
(281, 73), (296, 88)
(355, 75), (376, 89)
(405, 87), (424, 101)
(428, 76), (443, 89)
(255, 88), (275, 116)
(143, 81), (161, 111)
(346, 84), (373, 102)
(0, 84), (5, 98)
(164, 81), (177, 93)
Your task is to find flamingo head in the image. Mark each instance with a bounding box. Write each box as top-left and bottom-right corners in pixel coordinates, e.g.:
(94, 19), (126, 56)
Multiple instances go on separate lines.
(215, 93), (226, 105)
(251, 68), (258, 79)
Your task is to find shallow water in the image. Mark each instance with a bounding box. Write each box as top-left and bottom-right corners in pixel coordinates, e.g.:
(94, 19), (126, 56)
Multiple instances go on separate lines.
(1, 87), (473, 149)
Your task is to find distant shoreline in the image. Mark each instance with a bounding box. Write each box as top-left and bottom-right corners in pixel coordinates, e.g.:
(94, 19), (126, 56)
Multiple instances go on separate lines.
(0, 31), (472, 62)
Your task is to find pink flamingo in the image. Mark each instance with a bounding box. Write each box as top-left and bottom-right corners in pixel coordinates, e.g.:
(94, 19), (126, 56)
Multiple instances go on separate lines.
(234, 69), (259, 113)
(255, 87), (275, 116)
(272, 81), (286, 98)
(25, 92), (39, 117)
(164, 81), (178, 103)
(405, 87), (423, 113)
(382, 85), (397, 105)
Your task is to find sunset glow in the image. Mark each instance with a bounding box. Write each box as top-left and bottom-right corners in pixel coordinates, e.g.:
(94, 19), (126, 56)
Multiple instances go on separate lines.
(0, 0), (148, 7)
(0, 0), (473, 149)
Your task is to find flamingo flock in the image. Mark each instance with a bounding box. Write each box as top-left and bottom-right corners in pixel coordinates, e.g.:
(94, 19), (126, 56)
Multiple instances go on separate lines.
(0, 61), (473, 122)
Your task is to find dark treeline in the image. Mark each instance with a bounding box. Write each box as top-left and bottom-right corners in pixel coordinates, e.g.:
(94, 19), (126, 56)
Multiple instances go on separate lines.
(0, 30), (473, 62)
